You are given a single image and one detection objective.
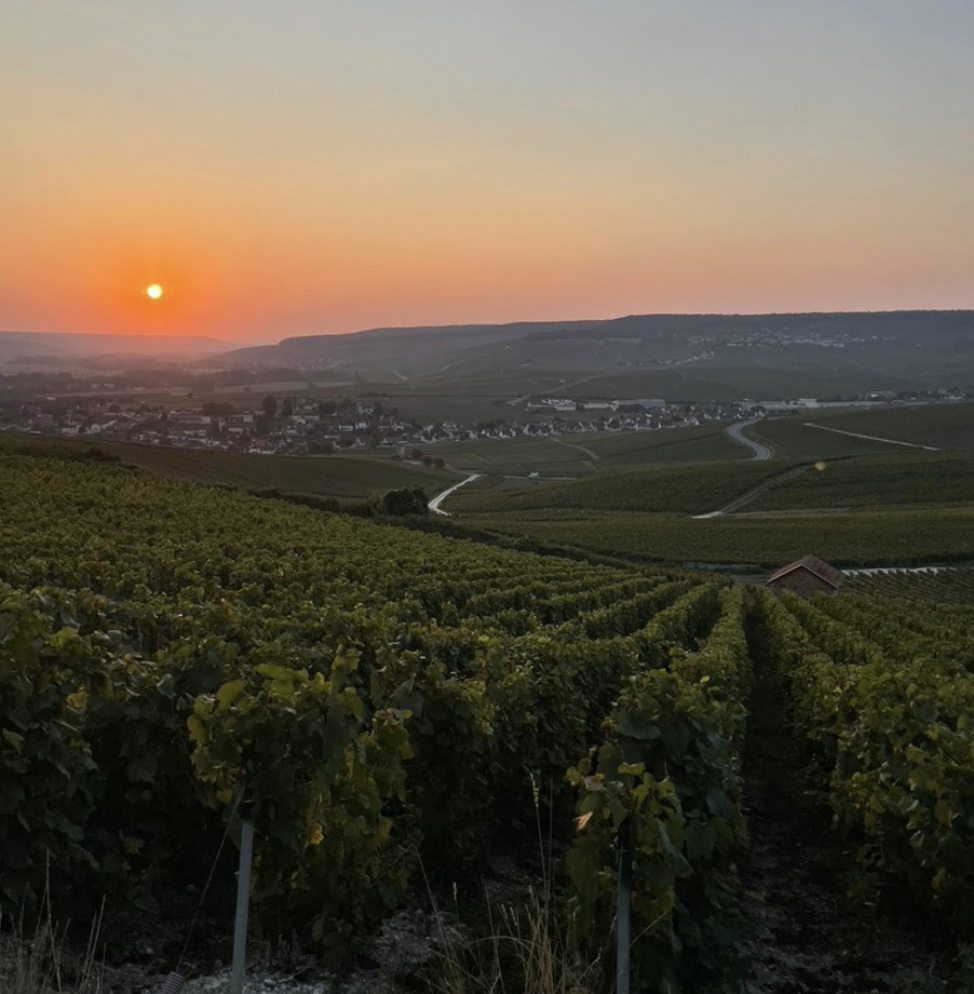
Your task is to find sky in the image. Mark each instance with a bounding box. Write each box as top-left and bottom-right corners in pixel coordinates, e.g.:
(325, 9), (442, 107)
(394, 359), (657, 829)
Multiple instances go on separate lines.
(2, 1), (972, 345)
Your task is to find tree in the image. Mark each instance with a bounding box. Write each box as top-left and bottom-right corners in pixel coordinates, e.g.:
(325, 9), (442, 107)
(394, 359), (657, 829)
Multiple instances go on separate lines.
(261, 395), (278, 417)
(379, 487), (428, 516)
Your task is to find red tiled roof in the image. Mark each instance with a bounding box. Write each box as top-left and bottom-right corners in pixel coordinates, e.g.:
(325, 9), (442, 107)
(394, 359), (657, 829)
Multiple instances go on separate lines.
(767, 553), (845, 589)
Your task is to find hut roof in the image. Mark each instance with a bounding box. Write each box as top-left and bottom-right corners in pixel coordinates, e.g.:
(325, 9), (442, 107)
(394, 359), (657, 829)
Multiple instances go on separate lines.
(767, 554), (845, 589)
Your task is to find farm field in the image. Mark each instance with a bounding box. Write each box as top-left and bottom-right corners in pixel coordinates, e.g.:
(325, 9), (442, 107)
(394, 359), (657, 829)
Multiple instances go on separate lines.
(0, 448), (748, 991)
(580, 423), (747, 467)
(803, 400), (974, 451)
(744, 452), (974, 511)
(429, 433), (602, 477)
(554, 361), (906, 404)
(844, 566), (974, 604)
(434, 407), (974, 568)
(450, 459), (800, 515)
(464, 505), (974, 568)
(743, 416), (905, 460)
(432, 423), (747, 478)
(0, 433), (457, 501)
(2, 447), (970, 992)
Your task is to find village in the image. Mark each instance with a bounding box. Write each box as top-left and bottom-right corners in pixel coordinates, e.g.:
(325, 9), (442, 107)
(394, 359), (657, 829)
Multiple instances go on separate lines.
(0, 390), (761, 455)
(1, 379), (965, 458)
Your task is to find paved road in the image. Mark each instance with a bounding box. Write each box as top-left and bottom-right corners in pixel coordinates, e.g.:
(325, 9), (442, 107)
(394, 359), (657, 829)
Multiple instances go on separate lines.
(691, 420), (776, 518)
(727, 420), (773, 461)
(428, 473), (482, 516)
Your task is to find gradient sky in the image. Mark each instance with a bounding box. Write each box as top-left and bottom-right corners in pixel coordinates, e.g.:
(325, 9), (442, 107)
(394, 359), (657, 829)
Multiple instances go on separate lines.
(2, 1), (972, 344)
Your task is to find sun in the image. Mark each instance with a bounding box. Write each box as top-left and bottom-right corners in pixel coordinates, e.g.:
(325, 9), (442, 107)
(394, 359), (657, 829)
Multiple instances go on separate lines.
(146, 284), (163, 300)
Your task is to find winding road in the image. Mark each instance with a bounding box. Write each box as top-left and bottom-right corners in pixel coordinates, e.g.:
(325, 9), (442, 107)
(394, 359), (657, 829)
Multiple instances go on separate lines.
(428, 473), (482, 516)
(691, 420), (776, 518)
(726, 420), (772, 460)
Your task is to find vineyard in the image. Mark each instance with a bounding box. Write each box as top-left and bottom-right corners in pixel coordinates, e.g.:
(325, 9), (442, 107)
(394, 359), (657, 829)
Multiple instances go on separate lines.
(1, 448), (972, 992)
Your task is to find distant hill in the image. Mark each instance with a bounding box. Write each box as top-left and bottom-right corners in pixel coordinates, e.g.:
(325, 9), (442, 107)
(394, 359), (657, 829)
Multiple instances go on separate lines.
(0, 330), (228, 370)
(209, 310), (974, 395)
(214, 320), (599, 371)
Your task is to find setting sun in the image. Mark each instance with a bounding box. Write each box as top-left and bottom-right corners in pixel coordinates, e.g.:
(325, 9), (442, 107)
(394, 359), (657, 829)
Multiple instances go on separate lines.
(146, 284), (163, 300)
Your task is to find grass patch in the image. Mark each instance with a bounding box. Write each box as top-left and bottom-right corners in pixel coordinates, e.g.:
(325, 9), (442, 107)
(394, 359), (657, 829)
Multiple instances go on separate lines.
(0, 897), (104, 994)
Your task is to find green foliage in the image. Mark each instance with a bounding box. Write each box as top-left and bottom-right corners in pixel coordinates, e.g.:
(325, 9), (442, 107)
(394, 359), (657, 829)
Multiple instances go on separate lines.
(0, 586), (222, 918)
(745, 453), (974, 511)
(844, 568), (974, 607)
(469, 505), (974, 568)
(7, 446), (967, 983)
(454, 461), (794, 516)
(0, 452), (727, 960)
(379, 486), (429, 516)
(189, 654), (414, 956)
(757, 589), (974, 938)
(566, 587), (751, 992)
(0, 588), (98, 914)
(805, 402), (974, 453)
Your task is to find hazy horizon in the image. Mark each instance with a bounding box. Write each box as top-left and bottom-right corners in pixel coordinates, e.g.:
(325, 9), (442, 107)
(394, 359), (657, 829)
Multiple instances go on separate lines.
(6, 304), (974, 358)
(3, 1), (972, 345)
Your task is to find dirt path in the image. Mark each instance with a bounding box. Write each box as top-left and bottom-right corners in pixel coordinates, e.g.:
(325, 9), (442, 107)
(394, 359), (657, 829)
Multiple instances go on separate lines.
(801, 422), (940, 451)
(550, 435), (600, 461)
(739, 636), (951, 993)
(692, 465), (811, 519)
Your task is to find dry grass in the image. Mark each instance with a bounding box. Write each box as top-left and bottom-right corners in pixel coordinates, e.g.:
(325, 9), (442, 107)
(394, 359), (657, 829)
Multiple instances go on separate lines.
(0, 893), (104, 994)
(424, 777), (603, 994)
(428, 887), (601, 994)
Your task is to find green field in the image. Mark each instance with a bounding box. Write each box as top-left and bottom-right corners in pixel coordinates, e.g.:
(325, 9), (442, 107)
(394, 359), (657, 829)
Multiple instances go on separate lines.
(429, 423), (749, 478)
(431, 435), (595, 476)
(4, 406), (974, 989)
(450, 460), (800, 515)
(464, 506), (974, 568)
(6, 400), (968, 569)
(582, 424), (746, 467)
(0, 434), (457, 500)
(553, 362), (908, 404)
(803, 401), (974, 451)
(745, 453), (974, 511)
(746, 417), (900, 460)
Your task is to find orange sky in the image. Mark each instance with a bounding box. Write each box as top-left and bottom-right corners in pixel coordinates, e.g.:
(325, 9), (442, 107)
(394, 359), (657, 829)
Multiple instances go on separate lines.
(2, 2), (972, 344)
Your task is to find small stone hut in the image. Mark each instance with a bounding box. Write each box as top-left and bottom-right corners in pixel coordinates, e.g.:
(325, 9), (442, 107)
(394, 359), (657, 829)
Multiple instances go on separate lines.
(767, 554), (845, 598)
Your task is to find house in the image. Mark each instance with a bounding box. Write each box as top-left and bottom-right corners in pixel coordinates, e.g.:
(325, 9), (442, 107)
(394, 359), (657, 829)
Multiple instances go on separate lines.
(767, 554), (845, 598)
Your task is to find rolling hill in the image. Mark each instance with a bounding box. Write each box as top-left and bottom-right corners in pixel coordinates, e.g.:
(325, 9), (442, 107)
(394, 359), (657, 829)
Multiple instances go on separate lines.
(209, 310), (974, 400)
